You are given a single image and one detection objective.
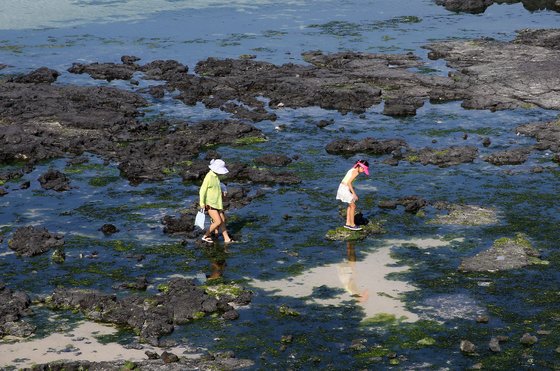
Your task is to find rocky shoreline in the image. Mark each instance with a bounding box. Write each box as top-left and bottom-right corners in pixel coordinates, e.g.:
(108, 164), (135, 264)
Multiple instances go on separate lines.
(1, 26), (560, 369)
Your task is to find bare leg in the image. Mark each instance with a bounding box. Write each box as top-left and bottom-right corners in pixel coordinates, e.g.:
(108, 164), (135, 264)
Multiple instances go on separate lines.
(346, 202), (356, 226)
(204, 209), (223, 239)
(219, 211), (232, 243)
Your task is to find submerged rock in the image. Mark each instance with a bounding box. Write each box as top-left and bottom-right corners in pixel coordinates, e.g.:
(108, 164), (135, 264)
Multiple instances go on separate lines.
(38, 169), (71, 191)
(325, 137), (407, 156)
(254, 154), (293, 167)
(404, 146), (478, 167)
(516, 119), (560, 153)
(8, 226), (64, 257)
(484, 146), (533, 165)
(459, 233), (543, 272)
(99, 223), (119, 235)
(460, 339), (476, 354)
(520, 333), (538, 346)
(430, 202), (498, 225)
(488, 337), (501, 352)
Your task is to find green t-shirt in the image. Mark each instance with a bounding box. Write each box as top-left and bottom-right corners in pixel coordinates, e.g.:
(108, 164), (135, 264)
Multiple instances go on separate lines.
(199, 171), (223, 210)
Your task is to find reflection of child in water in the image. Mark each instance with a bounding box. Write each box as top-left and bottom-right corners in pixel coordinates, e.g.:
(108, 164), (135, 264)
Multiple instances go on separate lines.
(337, 241), (369, 302)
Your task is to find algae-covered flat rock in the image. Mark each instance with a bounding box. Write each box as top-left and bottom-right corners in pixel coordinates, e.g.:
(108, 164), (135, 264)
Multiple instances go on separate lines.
(325, 221), (386, 241)
(430, 203), (498, 226)
(459, 233), (546, 272)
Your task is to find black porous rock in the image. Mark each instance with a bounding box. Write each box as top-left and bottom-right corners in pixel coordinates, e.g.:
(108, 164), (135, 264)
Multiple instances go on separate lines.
(38, 169), (71, 191)
(8, 226), (64, 257)
(9, 67), (60, 84)
(100, 224), (119, 235)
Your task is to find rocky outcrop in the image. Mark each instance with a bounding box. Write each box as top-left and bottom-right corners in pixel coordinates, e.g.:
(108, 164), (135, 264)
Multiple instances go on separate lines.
(516, 119), (560, 153)
(326, 137), (407, 156)
(435, 0), (560, 14)
(38, 169), (71, 191)
(403, 146), (478, 167)
(254, 154), (293, 167)
(425, 30), (560, 111)
(8, 226), (64, 257)
(46, 278), (252, 346)
(483, 146), (533, 165)
(459, 233), (543, 272)
(9, 67), (60, 84)
(26, 352), (255, 371)
(430, 202), (499, 225)
(0, 282), (35, 338)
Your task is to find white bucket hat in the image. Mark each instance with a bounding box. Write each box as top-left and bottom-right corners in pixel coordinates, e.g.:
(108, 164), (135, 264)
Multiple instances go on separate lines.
(209, 159), (229, 175)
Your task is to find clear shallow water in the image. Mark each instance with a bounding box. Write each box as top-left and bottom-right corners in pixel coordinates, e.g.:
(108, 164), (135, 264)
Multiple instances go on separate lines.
(1, 1), (560, 369)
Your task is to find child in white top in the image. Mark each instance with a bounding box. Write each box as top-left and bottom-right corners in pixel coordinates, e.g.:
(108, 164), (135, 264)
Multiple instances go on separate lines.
(336, 160), (369, 230)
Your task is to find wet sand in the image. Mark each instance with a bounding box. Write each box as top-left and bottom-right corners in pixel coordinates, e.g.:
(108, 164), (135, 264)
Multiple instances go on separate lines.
(0, 320), (197, 369)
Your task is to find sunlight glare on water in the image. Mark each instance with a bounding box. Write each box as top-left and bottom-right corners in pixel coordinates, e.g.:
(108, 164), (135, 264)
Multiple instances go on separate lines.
(0, 0), (311, 30)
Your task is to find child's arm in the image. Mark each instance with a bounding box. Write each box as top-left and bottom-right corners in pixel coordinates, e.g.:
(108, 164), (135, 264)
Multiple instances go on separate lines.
(346, 169), (359, 200)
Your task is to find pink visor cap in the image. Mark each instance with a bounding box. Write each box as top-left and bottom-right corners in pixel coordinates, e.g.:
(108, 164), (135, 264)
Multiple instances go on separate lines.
(357, 162), (369, 175)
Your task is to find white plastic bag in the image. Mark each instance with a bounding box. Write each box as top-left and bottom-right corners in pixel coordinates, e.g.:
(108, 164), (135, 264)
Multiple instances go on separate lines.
(194, 209), (206, 229)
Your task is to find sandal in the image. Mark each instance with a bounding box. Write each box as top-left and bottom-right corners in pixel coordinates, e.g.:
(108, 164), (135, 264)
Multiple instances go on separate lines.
(201, 236), (213, 243)
(224, 239), (237, 244)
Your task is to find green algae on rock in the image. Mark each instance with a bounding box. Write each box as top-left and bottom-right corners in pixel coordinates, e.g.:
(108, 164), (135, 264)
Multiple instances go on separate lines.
(429, 203), (498, 226)
(459, 233), (546, 272)
(325, 220), (386, 241)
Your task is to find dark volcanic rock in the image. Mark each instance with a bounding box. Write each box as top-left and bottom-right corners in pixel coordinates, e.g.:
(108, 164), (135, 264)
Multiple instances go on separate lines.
(161, 351), (180, 364)
(221, 102), (277, 122)
(435, 0), (494, 14)
(425, 32), (560, 111)
(459, 233), (541, 272)
(47, 278), (252, 345)
(0, 283), (34, 338)
(68, 62), (136, 81)
(162, 213), (197, 236)
(254, 154), (293, 167)
(226, 163), (300, 184)
(483, 146), (533, 165)
(116, 276), (149, 291)
(99, 223), (119, 235)
(397, 196), (429, 213)
(326, 137), (407, 155)
(405, 146), (478, 167)
(38, 169), (71, 191)
(9, 67), (60, 84)
(435, 0), (560, 14)
(8, 226), (64, 257)
(0, 82), (148, 165)
(27, 354), (255, 370)
(515, 28), (560, 50)
(121, 55), (141, 65)
(68, 58), (188, 82)
(149, 85), (165, 99)
(516, 119), (560, 153)
(383, 96), (425, 116)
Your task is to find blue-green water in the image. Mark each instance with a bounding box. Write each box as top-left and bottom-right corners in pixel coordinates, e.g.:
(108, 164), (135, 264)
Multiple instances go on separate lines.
(1, 1), (560, 369)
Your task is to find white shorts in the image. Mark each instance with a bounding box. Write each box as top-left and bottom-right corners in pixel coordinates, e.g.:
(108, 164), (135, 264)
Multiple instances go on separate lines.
(336, 184), (354, 204)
